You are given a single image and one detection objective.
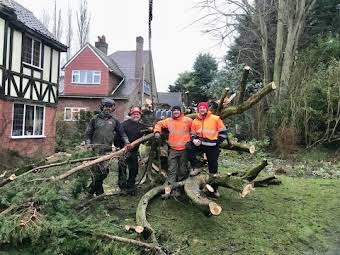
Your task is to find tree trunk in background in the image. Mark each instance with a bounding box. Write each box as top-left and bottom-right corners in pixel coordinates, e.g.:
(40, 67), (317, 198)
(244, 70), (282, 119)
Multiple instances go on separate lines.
(279, 0), (316, 98)
(255, 0), (271, 85)
(273, 0), (285, 99)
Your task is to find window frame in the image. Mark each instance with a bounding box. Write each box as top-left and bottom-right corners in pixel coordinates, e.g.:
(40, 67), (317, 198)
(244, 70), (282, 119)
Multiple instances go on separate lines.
(143, 81), (151, 95)
(11, 103), (45, 139)
(64, 107), (87, 121)
(71, 70), (101, 85)
(22, 35), (42, 69)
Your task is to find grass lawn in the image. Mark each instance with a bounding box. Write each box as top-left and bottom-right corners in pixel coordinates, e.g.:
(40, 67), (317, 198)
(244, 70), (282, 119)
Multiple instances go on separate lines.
(147, 176), (340, 254)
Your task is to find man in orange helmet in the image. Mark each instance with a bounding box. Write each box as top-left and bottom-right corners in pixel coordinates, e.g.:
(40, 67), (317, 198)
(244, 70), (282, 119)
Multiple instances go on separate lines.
(116, 106), (148, 195)
(154, 106), (193, 194)
(187, 101), (228, 198)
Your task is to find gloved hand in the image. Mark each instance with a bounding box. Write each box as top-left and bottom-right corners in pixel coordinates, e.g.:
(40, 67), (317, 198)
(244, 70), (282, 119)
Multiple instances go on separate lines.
(154, 132), (161, 140)
(125, 143), (133, 150)
(193, 139), (201, 146)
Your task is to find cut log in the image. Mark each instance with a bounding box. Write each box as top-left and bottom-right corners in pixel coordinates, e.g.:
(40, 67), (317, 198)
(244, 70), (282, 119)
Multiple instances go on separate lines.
(124, 225), (145, 234)
(49, 133), (154, 181)
(220, 82), (276, 119)
(220, 141), (256, 154)
(184, 176), (222, 216)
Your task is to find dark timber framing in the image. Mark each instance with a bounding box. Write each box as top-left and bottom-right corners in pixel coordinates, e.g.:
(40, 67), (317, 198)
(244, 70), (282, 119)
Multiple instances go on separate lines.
(0, 15), (66, 105)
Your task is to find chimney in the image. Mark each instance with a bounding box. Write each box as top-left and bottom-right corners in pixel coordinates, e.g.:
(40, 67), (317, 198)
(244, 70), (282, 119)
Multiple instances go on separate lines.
(135, 36), (144, 80)
(95, 35), (108, 55)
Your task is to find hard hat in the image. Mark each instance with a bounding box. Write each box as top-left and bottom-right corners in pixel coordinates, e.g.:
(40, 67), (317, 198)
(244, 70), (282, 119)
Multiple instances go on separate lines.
(129, 106), (142, 115)
(101, 98), (115, 107)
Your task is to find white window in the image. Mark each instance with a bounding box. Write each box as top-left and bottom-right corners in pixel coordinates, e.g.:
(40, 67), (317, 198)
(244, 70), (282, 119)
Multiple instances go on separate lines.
(64, 107), (87, 121)
(12, 103), (44, 138)
(143, 81), (151, 95)
(71, 70), (101, 84)
(22, 35), (41, 68)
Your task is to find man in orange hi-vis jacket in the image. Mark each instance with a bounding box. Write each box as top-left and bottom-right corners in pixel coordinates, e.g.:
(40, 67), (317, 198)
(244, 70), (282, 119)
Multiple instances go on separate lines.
(154, 106), (193, 192)
(187, 102), (227, 198)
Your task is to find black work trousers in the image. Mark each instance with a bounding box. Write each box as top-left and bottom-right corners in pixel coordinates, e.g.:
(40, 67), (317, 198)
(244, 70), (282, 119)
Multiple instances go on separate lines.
(186, 142), (220, 174)
(118, 151), (139, 190)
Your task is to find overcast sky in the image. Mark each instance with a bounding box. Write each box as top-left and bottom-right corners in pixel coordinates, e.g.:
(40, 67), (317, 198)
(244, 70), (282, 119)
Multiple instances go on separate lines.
(16, 0), (227, 92)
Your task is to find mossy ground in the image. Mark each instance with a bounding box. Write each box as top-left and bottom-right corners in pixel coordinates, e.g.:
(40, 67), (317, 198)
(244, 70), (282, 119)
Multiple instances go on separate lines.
(0, 149), (339, 255)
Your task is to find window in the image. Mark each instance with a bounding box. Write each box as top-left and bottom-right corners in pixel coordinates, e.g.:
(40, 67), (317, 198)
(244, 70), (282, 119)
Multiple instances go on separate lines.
(71, 70), (101, 84)
(143, 81), (151, 95)
(22, 35), (41, 68)
(12, 103), (44, 137)
(64, 107), (87, 121)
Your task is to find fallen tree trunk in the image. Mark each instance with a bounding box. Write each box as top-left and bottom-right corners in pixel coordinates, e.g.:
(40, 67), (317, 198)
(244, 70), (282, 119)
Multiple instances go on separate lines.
(184, 176), (222, 216)
(136, 182), (185, 244)
(49, 133), (155, 181)
(183, 160), (269, 216)
(253, 175), (282, 187)
(220, 141), (256, 154)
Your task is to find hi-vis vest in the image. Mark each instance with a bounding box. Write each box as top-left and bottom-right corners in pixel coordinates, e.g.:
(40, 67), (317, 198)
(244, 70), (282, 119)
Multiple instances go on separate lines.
(191, 111), (227, 146)
(154, 115), (193, 150)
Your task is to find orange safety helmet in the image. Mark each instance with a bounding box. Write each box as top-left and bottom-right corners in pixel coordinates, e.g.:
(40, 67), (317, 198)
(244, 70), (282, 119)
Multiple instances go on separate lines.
(129, 106), (142, 116)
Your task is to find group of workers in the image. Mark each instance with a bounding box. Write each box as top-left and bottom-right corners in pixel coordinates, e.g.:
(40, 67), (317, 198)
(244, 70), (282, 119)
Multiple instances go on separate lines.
(84, 98), (228, 198)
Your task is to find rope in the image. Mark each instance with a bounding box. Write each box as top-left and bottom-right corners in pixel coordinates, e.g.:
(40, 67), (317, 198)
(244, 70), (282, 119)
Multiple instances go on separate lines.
(148, 0), (157, 110)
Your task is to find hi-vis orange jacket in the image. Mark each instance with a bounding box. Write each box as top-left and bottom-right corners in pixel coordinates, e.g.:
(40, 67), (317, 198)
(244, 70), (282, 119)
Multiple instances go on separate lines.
(154, 114), (193, 150)
(191, 111), (227, 146)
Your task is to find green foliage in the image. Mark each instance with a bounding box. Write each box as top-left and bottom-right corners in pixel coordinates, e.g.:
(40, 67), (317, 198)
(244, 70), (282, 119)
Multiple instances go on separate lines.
(170, 53), (218, 104)
(0, 162), (140, 255)
(270, 37), (340, 147)
(56, 111), (94, 152)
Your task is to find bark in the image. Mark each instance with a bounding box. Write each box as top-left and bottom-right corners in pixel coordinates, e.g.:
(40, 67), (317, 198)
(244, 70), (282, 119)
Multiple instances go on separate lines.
(220, 141), (256, 154)
(49, 134), (154, 181)
(255, 0), (270, 84)
(184, 176), (222, 216)
(241, 160), (268, 181)
(238, 66), (251, 104)
(253, 175), (282, 187)
(217, 88), (230, 115)
(220, 82), (276, 119)
(0, 174), (16, 188)
(136, 182), (185, 244)
(273, 0), (286, 99)
(279, 0), (316, 97)
(183, 160), (269, 215)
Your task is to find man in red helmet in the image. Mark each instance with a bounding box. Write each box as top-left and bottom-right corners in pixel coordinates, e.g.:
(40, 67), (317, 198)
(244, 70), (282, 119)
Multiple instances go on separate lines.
(116, 106), (149, 195)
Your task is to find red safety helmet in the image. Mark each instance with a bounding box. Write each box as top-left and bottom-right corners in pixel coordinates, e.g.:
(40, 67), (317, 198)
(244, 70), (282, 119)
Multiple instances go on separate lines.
(129, 106), (142, 115)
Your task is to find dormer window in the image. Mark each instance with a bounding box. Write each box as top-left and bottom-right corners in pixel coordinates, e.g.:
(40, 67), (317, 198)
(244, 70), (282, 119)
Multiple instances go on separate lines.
(22, 35), (41, 68)
(72, 70), (101, 84)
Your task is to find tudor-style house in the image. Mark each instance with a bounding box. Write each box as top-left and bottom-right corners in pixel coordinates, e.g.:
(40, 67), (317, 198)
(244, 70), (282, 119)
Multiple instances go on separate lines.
(58, 36), (158, 121)
(0, 1), (67, 156)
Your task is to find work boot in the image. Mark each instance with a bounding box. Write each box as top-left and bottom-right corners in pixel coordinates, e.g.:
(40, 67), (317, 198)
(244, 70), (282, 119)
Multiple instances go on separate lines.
(126, 183), (137, 196)
(190, 168), (201, 177)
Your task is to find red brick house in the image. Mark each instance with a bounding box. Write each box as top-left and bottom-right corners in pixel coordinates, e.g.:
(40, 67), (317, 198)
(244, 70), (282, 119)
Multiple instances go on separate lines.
(0, 1), (67, 156)
(58, 36), (158, 121)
